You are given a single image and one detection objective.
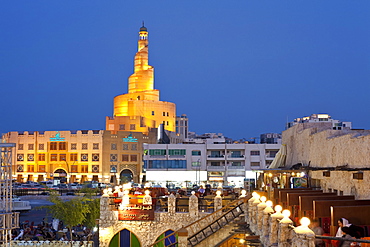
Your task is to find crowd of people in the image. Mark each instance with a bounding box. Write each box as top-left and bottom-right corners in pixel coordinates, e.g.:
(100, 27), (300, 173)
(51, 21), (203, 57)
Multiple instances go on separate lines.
(12, 218), (94, 242)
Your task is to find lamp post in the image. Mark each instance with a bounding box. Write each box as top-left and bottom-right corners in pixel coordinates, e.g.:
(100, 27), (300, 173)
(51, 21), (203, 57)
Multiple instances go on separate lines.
(197, 159), (201, 186)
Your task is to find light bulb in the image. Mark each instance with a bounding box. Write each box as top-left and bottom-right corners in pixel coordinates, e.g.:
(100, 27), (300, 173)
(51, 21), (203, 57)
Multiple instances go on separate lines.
(266, 200), (273, 208)
(282, 209), (291, 218)
(274, 205), (282, 213)
(300, 217), (311, 227)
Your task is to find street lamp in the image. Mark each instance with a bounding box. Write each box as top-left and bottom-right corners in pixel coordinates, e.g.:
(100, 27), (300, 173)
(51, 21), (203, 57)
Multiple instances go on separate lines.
(197, 159), (201, 186)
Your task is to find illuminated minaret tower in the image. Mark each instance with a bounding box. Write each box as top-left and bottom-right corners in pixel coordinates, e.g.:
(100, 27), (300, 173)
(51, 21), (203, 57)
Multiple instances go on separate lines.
(106, 24), (176, 134)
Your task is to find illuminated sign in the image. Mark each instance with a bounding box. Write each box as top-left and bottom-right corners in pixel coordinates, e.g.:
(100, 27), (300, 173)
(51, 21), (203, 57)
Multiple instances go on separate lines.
(123, 133), (138, 143)
(50, 131), (65, 141)
(118, 204), (154, 221)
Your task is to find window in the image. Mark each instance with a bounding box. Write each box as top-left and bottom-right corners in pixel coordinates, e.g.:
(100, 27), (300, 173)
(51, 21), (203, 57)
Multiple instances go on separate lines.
(131, 144), (137, 150)
(81, 165), (88, 173)
(81, 154), (88, 162)
(38, 154), (45, 161)
(17, 165), (24, 172)
(130, 124), (136, 130)
(92, 154), (99, 161)
(111, 143), (117, 150)
(163, 112), (166, 116)
(39, 143), (44, 150)
(93, 143), (99, 150)
(17, 154), (24, 161)
(210, 151), (221, 157)
(38, 165), (45, 172)
(71, 165), (78, 172)
(192, 150), (201, 156)
(123, 144), (129, 150)
(60, 154), (66, 161)
(28, 144), (34, 150)
(251, 162), (260, 167)
(119, 124), (125, 130)
(71, 143), (77, 150)
(70, 153), (78, 161)
(59, 142), (66, 150)
(51, 154), (58, 161)
(92, 165), (99, 173)
(151, 111), (155, 116)
(192, 161), (201, 167)
(149, 149), (166, 155)
(28, 165), (35, 172)
(130, 155), (138, 162)
(167, 112), (169, 117)
(169, 149), (186, 156)
(27, 154), (34, 161)
(82, 143), (88, 150)
(110, 154), (118, 162)
(267, 150), (278, 158)
(50, 142), (58, 150)
(231, 162), (242, 166)
(148, 160), (186, 169)
(122, 154), (129, 162)
(167, 121), (169, 126)
(211, 162), (220, 166)
(18, 144), (24, 150)
(250, 151), (260, 156)
(231, 151), (242, 157)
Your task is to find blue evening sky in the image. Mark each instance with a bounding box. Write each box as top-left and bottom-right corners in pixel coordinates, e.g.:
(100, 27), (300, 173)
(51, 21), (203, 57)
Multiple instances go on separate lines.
(1, 1), (369, 140)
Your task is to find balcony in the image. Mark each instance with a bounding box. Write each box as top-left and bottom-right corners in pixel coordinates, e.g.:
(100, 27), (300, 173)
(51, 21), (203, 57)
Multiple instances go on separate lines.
(147, 155), (167, 160)
(168, 155), (186, 159)
(207, 155), (225, 160)
(227, 155), (245, 160)
(227, 165), (245, 170)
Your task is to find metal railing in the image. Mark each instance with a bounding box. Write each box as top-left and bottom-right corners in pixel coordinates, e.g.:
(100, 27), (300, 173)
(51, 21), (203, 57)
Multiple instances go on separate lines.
(149, 198), (246, 247)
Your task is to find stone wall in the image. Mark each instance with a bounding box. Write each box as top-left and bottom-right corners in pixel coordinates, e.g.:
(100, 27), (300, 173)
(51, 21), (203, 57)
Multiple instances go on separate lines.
(310, 170), (370, 199)
(282, 124), (370, 199)
(11, 241), (93, 246)
(283, 124), (370, 169)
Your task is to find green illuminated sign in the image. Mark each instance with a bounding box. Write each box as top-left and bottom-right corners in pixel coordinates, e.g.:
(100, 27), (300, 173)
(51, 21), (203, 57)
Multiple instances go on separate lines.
(123, 133), (138, 143)
(50, 131), (65, 141)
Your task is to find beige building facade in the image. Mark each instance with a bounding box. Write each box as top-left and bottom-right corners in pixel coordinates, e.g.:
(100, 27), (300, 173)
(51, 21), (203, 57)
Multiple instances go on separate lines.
(2, 129), (157, 184)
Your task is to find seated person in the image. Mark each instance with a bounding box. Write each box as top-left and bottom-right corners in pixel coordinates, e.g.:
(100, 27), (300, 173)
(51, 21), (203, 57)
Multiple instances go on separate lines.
(310, 219), (325, 247)
(339, 227), (355, 247)
(336, 218), (364, 239)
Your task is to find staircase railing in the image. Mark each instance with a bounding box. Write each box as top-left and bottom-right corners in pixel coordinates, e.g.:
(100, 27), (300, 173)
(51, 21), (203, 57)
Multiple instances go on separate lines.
(149, 198), (246, 247)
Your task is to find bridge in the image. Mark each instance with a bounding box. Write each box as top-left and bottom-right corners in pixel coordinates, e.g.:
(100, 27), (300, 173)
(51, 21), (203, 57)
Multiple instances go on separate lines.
(98, 190), (318, 247)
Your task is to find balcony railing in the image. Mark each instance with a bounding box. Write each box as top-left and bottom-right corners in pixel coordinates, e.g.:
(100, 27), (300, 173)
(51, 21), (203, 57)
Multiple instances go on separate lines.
(227, 155), (245, 159)
(207, 155), (225, 158)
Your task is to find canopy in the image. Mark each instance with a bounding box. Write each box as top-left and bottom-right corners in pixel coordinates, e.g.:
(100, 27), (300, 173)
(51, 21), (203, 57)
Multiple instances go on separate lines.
(268, 144), (287, 169)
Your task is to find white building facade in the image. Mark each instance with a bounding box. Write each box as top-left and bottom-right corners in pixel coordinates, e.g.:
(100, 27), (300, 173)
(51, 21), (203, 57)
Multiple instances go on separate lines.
(143, 142), (281, 188)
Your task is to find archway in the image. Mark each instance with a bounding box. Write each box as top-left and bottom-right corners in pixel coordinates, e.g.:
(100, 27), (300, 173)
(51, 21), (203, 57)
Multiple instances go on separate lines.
(120, 169), (133, 184)
(54, 168), (67, 183)
(109, 228), (140, 247)
(154, 230), (177, 247)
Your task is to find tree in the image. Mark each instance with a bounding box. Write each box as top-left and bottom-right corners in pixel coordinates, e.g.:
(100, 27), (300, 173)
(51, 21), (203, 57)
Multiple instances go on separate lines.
(38, 189), (101, 243)
(40, 193), (90, 242)
(83, 197), (100, 229)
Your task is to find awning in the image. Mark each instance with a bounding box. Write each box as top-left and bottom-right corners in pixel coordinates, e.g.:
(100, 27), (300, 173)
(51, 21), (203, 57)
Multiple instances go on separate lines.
(268, 144), (287, 169)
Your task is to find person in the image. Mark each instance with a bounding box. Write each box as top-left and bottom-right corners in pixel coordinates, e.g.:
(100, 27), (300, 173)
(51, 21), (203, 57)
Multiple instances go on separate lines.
(198, 186), (205, 196)
(339, 227), (355, 247)
(336, 218), (364, 239)
(310, 219), (325, 247)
